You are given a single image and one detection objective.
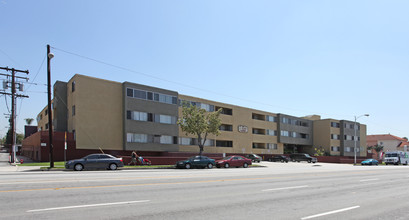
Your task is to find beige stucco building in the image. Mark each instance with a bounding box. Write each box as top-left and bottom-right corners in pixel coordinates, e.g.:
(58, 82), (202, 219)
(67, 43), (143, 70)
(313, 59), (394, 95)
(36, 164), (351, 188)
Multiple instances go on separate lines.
(36, 74), (368, 157)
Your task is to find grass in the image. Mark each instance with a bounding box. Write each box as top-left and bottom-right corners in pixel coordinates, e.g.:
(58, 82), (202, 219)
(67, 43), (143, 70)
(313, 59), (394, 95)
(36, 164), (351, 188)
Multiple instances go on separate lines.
(19, 162), (259, 170)
(123, 165), (174, 169)
(18, 161), (65, 167)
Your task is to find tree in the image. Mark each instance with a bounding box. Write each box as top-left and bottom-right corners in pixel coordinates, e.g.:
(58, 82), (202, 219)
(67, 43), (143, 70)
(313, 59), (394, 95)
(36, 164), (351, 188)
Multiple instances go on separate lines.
(178, 103), (222, 156)
(403, 137), (408, 141)
(24, 118), (34, 125)
(3, 128), (24, 148)
(313, 147), (325, 156)
(367, 144), (384, 153)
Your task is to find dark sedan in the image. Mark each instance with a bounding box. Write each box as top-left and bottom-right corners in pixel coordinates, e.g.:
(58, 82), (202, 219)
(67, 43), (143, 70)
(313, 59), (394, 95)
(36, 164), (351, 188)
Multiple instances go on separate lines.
(65, 154), (124, 171)
(245, 154), (262, 163)
(176, 155), (216, 169)
(216, 155), (252, 168)
(269, 155), (289, 163)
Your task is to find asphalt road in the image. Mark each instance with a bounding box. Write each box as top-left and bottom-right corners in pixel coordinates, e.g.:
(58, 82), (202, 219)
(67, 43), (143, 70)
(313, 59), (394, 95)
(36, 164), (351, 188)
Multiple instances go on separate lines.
(1, 161), (409, 220)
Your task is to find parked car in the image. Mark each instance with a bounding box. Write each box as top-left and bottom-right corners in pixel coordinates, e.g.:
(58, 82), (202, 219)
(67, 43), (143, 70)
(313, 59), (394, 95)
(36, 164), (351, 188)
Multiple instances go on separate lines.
(269, 155), (289, 163)
(176, 155), (216, 169)
(289, 153), (317, 163)
(65, 154), (124, 171)
(215, 155), (252, 168)
(361, 159), (378, 166)
(245, 154), (262, 163)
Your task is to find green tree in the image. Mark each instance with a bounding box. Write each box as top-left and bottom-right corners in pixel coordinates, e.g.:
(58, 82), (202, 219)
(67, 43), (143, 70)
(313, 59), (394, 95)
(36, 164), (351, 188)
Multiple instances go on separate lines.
(4, 128), (24, 148)
(177, 103), (222, 156)
(313, 147), (325, 156)
(367, 144), (384, 153)
(24, 118), (34, 125)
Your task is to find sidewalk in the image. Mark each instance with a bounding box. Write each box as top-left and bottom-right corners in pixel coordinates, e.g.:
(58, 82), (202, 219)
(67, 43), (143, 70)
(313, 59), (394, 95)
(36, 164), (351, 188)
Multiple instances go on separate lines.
(0, 153), (42, 172)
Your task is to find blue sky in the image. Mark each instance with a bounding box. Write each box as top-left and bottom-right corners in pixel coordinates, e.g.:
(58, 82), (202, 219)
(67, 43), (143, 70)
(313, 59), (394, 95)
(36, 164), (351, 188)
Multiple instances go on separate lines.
(1, 0), (408, 139)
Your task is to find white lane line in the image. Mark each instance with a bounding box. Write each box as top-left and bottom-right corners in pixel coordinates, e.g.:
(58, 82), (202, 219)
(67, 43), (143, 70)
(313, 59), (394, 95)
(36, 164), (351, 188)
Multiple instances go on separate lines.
(262, 185), (308, 192)
(301, 206), (360, 219)
(359, 178), (379, 182)
(27, 200), (150, 212)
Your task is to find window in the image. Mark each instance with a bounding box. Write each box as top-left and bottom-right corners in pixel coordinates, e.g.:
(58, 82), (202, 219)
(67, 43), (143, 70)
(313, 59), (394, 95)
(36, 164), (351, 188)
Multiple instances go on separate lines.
(72, 81), (76, 92)
(216, 106), (233, 115)
(159, 115), (177, 124)
(180, 137), (194, 145)
(220, 124), (233, 131)
(267, 143), (278, 150)
(266, 115), (277, 122)
(300, 133), (309, 139)
(73, 130), (76, 140)
(126, 88), (177, 105)
(45, 109), (48, 115)
(252, 143), (265, 149)
(127, 88), (133, 97)
(331, 122), (340, 128)
(45, 123), (49, 130)
(252, 113), (265, 121)
(134, 111), (148, 121)
(331, 134), (340, 140)
(134, 89), (147, 99)
(147, 92), (153, 100)
(344, 135), (353, 141)
(154, 93), (159, 101)
(300, 121), (309, 127)
(331, 146), (340, 152)
(281, 130), (289, 137)
(216, 140), (233, 147)
(201, 139), (215, 146)
(127, 133), (148, 143)
(199, 103), (214, 112)
(72, 105), (75, 116)
(160, 135), (173, 144)
(267, 129), (277, 136)
(345, 124), (354, 129)
(253, 128), (265, 135)
(345, 147), (352, 152)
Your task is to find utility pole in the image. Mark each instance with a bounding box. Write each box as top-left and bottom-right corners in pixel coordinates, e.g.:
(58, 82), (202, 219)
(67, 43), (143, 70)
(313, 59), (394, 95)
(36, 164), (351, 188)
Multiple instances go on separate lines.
(0, 67), (29, 163)
(47, 45), (55, 168)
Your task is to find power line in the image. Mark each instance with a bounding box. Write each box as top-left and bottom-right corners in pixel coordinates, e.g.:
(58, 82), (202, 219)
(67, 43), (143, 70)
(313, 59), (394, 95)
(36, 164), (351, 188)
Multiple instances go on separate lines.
(26, 54), (46, 91)
(0, 48), (21, 66)
(51, 46), (350, 118)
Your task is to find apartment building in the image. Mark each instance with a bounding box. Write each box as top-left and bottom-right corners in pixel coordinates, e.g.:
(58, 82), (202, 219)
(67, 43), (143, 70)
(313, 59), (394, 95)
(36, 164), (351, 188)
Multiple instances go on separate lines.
(367, 134), (409, 152)
(313, 118), (367, 157)
(34, 74), (367, 157)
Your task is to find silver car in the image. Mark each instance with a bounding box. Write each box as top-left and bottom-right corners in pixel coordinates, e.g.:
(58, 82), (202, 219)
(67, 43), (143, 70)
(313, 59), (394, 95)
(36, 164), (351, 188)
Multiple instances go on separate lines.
(65, 154), (124, 171)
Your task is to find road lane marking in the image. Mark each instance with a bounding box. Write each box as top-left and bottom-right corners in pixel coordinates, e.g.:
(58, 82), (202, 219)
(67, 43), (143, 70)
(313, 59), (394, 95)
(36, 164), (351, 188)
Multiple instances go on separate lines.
(359, 178), (379, 182)
(27, 200), (150, 212)
(301, 206), (360, 219)
(262, 185), (308, 192)
(0, 176), (285, 193)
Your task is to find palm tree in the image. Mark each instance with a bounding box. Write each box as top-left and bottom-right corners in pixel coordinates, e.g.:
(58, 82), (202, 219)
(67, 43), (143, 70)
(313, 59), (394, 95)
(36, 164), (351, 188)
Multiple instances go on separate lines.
(24, 118), (34, 125)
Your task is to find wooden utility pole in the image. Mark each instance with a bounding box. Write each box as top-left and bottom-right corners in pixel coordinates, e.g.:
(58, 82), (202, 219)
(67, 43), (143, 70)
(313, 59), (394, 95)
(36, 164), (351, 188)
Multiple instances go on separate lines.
(0, 67), (29, 163)
(47, 45), (55, 168)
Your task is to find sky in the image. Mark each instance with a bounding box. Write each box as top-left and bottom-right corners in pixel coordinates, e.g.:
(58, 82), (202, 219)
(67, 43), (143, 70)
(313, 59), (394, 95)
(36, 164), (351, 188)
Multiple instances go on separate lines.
(1, 0), (408, 139)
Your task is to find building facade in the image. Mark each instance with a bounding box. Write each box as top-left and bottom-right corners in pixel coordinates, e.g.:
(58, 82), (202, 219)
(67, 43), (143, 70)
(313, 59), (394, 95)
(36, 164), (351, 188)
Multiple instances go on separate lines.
(313, 118), (367, 157)
(34, 74), (368, 157)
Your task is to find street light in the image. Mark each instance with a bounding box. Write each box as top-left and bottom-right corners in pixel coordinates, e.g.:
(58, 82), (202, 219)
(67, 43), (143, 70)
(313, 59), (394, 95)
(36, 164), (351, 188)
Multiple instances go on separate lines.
(354, 114), (369, 165)
(47, 44), (54, 168)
